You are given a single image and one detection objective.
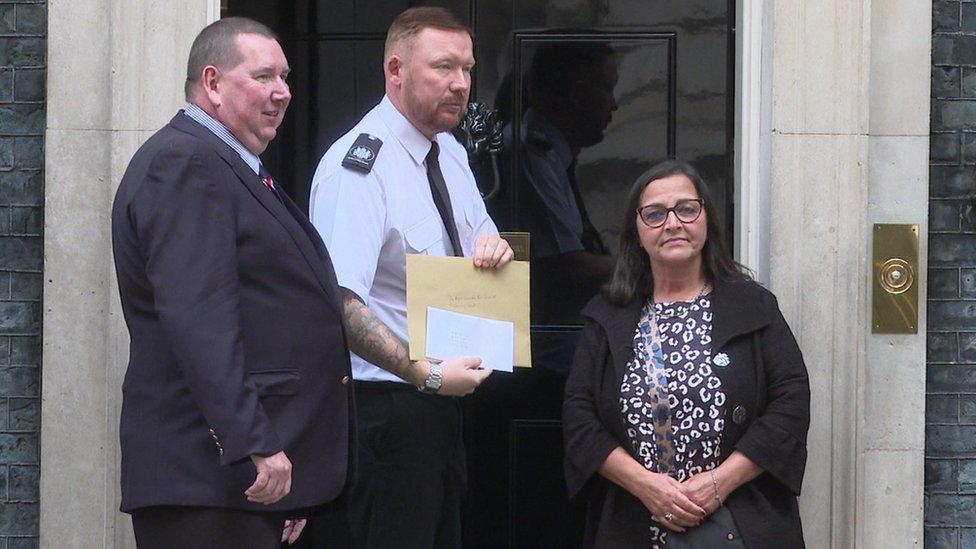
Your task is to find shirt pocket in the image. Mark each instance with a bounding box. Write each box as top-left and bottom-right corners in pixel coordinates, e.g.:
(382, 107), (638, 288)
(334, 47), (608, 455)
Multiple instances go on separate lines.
(403, 214), (444, 254)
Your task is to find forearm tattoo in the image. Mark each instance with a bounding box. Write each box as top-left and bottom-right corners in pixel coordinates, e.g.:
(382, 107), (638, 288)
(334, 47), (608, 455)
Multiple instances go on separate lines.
(340, 289), (413, 380)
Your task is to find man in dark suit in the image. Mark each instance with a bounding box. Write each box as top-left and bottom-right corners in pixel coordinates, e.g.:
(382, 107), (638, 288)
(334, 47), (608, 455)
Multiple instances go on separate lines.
(111, 17), (352, 548)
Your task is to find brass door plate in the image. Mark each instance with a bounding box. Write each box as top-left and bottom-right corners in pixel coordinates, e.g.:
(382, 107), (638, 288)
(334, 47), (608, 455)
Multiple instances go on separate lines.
(872, 224), (919, 334)
(499, 232), (530, 261)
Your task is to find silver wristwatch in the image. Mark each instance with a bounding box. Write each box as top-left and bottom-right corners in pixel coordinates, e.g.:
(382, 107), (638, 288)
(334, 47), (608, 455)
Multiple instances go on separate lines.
(418, 362), (443, 394)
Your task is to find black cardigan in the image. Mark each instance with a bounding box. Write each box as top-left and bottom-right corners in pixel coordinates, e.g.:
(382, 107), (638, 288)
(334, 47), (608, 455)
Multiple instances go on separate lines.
(563, 279), (810, 548)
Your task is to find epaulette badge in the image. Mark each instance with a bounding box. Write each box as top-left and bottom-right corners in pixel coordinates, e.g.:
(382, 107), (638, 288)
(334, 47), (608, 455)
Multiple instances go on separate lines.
(341, 134), (383, 173)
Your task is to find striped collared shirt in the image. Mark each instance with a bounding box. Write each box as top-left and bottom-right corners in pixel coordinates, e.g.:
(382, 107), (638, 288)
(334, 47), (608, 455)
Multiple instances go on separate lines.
(183, 103), (261, 176)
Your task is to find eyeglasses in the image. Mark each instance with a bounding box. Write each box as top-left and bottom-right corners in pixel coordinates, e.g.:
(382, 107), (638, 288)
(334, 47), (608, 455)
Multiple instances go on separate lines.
(636, 199), (704, 228)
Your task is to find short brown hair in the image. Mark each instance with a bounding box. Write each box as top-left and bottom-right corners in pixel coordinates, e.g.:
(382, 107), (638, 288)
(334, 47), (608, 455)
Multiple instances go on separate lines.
(184, 17), (278, 98)
(384, 7), (471, 61)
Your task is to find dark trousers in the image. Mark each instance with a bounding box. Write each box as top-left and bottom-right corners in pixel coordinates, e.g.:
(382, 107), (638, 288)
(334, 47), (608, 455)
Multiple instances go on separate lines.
(340, 381), (467, 549)
(131, 505), (285, 549)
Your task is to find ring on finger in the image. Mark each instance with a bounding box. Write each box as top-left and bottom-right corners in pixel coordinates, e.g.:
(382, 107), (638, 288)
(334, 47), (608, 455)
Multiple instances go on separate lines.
(664, 512), (674, 522)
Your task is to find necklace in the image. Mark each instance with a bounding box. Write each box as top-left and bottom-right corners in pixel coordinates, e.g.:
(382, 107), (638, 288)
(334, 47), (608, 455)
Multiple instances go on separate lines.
(653, 281), (710, 320)
(655, 281), (710, 305)
(691, 281), (710, 302)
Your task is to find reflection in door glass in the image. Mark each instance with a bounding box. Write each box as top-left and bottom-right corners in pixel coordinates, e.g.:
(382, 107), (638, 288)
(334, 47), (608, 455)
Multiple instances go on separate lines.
(490, 36), (672, 327)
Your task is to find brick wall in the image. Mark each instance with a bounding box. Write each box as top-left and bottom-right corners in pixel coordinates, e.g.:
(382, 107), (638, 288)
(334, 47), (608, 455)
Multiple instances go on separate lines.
(928, 1), (976, 547)
(0, 2), (43, 547)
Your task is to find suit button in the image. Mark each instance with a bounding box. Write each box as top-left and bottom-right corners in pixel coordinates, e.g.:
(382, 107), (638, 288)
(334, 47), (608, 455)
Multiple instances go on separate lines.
(727, 533), (734, 540)
(732, 405), (748, 425)
(341, 375), (350, 385)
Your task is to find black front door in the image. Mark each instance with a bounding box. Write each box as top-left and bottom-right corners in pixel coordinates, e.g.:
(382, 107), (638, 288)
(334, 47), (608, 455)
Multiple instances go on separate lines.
(226, 2), (735, 547)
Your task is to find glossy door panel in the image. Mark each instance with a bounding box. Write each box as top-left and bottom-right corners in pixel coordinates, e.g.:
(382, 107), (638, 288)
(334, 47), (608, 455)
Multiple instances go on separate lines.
(500, 33), (674, 327)
(315, 0), (469, 34)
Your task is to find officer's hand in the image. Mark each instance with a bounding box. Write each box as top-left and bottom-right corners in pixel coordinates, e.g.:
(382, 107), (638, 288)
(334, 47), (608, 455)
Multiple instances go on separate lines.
(473, 234), (514, 269)
(246, 451), (292, 504)
(437, 356), (491, 396)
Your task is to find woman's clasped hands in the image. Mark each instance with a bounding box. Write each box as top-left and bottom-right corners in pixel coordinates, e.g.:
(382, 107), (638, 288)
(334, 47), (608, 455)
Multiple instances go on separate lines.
(637, 470), (724, 533)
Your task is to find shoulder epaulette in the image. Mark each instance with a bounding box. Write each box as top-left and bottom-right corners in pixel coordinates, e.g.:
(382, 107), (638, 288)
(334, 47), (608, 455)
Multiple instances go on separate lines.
(341, 133), (383, 173)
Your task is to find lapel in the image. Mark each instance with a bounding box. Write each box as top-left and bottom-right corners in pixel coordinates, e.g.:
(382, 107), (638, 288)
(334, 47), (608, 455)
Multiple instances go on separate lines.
(169, 113), (342, 317)
(607, 298), (642, 382)
(582, 294), (644, 382)
(708, 279), (772, 429)
(709, 279), (771, 351)
(278, 190), (344, 315)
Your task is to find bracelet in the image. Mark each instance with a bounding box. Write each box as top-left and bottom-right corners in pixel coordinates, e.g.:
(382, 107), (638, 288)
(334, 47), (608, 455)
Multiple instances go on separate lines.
(709, 470), (722, 504)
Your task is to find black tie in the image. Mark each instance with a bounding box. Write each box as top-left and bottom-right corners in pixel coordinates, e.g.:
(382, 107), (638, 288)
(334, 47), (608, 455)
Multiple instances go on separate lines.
(425, 141), (463, 256)
(567, 160), (607, 255)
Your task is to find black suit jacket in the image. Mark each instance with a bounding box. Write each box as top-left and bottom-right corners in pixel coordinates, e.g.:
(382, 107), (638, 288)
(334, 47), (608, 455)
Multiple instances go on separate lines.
(563, 279), (810, 548)
(112, 112), (353, 513)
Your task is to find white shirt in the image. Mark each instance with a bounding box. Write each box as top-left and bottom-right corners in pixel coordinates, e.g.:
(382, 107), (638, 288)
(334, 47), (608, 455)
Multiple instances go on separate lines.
(309, 96), (498, 383)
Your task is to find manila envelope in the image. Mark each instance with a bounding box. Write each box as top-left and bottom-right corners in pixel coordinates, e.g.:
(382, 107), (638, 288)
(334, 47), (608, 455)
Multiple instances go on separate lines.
(407, 255), (531, 368)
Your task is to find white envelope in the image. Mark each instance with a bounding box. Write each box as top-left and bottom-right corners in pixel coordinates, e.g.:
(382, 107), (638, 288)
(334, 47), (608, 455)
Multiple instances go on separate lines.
(425, 306), (515, 373)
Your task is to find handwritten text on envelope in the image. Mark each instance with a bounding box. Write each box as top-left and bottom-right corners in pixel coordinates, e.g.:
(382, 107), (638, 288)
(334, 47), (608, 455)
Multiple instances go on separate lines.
(406, 255), (531, 368)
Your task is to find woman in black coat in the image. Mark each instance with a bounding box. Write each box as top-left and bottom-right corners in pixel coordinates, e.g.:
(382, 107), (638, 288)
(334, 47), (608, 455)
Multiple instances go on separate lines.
(563, 160), (810, 548)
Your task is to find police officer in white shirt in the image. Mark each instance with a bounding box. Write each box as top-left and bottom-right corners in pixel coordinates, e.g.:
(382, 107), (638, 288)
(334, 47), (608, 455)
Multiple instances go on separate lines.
(308, 7), (513, 548)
